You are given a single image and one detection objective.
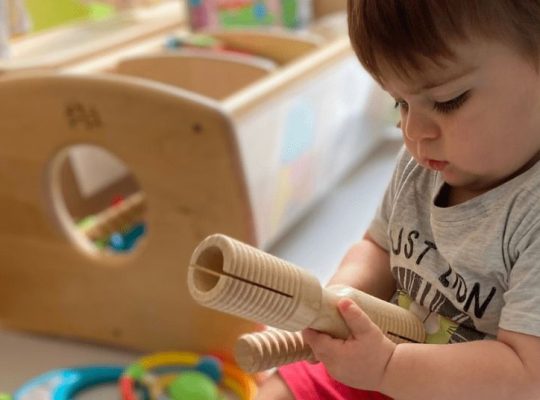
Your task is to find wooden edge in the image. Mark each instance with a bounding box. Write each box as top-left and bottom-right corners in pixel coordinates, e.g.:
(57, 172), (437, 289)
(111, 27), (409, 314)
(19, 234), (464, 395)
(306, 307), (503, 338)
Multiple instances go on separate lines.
(65, 29), (187, 74)
(313, 0), (347, 19)
(222, 35), (353, 119)
(206, 28), (324, 65)
(116, 48), (277, 74)
(112, 50), (275, 100)
(206, 27), (324, 44)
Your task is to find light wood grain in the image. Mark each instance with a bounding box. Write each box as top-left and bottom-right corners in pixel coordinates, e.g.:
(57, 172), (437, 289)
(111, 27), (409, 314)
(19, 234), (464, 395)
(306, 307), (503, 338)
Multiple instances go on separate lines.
(208, 29), (323, 65)
(189, 234), (425, 372)
(0, 72), (258, 353)
(313, 0), (347, 19)
(114, 50), (275, 100)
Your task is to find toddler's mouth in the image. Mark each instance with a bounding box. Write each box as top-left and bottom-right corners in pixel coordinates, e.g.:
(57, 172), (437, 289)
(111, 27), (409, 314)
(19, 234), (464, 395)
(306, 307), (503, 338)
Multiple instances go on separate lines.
(427, 159), (448, 171)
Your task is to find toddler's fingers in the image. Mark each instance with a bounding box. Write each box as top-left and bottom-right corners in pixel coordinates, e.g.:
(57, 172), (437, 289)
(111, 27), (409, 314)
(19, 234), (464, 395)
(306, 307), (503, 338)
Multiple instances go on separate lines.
(302, 328), (339, 360)
(337, 298), (377, 339)
(302, 328), (322, 345)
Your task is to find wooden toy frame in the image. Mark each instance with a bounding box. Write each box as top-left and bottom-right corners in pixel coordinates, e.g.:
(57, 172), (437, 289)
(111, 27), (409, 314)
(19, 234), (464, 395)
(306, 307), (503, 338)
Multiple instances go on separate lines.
(0, 73), (257, 352)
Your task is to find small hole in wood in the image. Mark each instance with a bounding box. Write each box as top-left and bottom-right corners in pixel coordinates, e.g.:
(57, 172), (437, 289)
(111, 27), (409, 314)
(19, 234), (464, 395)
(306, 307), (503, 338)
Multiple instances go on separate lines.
(192, 123), (203, 134)
(192, 246), (224, 292)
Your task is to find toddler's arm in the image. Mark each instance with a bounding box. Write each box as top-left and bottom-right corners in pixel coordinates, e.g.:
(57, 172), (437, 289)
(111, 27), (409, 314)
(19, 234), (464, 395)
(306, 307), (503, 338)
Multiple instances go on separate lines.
(326, 233), (396, 301)
(305, 238), (540, 399)
(378, 327), (540, 399)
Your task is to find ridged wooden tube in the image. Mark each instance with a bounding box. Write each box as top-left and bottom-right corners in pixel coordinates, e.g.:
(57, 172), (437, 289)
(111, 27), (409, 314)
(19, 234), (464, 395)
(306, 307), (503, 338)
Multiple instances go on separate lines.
(235, 329), (315, 372)
(188, 234), (426, 372)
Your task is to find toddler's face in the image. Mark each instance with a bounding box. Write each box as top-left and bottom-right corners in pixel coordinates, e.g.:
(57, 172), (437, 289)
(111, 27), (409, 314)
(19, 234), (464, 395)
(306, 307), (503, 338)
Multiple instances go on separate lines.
(382, 37), (540, 196)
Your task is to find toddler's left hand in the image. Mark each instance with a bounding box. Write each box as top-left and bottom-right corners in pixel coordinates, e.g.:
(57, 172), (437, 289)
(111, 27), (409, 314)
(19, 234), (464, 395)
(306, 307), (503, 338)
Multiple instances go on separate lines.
(302, 298), (397, 391)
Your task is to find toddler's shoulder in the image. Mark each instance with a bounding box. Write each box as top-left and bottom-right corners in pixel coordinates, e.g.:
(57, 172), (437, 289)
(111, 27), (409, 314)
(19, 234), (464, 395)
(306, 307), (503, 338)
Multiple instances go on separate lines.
(502, 163), (540, 243)
(510, 161), (540, 206)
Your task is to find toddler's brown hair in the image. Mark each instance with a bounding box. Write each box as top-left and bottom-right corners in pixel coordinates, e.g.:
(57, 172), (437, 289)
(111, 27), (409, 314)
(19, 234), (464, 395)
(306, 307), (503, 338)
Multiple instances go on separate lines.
(347, 0), (540, 82)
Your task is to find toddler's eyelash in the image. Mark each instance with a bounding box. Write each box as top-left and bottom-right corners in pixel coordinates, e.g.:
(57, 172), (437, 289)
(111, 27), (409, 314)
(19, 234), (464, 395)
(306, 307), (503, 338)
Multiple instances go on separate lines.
(433, 91), (470, 113)
(393, 91), (470, 115)
(394, 100), (408, 111)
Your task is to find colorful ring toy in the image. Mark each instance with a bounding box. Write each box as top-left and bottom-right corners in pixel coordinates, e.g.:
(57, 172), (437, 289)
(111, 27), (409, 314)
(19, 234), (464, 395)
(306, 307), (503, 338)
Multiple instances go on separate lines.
(12, 365), (124, 400)
(120, 352), (256, 400)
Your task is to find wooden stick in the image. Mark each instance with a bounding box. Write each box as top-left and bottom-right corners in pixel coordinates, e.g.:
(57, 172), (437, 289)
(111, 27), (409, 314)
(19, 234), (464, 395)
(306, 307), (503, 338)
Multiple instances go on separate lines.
(80, 191), (146, 241)
(188, 234), (426, 372)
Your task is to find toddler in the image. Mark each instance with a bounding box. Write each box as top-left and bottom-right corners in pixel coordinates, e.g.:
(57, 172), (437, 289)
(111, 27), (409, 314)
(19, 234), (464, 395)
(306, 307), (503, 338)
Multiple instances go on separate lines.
(256, 1), (540, 399)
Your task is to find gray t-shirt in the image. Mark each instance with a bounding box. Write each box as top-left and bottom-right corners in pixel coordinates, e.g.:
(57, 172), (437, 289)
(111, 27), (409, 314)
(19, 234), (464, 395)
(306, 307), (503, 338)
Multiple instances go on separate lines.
(369, 147), (540, 344)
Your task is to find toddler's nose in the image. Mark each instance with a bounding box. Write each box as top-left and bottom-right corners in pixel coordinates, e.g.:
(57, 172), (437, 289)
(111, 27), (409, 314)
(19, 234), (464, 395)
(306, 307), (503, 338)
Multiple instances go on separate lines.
(403, 111), (440, 142)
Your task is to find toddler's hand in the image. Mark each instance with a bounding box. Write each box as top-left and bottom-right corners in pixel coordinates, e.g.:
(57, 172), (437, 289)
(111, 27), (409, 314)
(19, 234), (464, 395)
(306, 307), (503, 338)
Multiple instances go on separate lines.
(302, 298), (396, 391)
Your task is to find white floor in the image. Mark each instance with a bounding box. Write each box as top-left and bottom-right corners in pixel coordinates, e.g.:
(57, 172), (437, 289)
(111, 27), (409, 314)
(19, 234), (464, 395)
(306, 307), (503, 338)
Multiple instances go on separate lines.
(0, 139), (401, 396)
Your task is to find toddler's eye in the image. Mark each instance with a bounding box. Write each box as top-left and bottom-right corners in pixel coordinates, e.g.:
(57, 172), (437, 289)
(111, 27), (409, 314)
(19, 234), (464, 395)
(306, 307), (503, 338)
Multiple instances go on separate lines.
(433, 90), (470, 114)
(394, 99), (409, 112)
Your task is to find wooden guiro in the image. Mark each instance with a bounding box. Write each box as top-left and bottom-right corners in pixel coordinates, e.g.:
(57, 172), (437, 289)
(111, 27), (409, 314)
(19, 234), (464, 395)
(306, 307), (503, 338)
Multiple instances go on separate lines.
(188, 234), (426, 373)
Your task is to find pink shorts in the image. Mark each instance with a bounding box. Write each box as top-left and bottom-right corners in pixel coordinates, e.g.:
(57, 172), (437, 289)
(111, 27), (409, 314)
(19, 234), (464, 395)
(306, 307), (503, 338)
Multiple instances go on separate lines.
(278, 361), (392, 400)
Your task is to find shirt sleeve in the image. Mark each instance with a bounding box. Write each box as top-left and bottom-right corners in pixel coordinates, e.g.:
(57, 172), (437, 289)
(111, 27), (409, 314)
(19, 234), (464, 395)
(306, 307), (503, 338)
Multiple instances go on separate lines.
(499, 218), (540, 337)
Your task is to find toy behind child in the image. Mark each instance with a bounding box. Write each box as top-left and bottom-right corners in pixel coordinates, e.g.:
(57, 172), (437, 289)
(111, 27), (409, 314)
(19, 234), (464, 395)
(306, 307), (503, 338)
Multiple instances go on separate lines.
(187, 0), (313, 30)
